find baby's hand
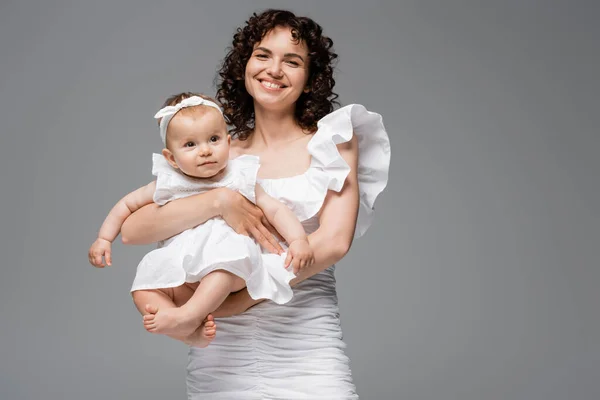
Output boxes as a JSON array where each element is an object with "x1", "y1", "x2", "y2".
[
  {"x1": 88, "y1": 238, "x2": 113, "y2": 268},
  {"x1": 285, "y1": 238, "x2": 315, "y2": 275}
]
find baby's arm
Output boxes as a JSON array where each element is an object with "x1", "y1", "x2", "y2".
[
  {"x1": 88, "y1": 181, "x2": 156, "y2": 267},
  {"x1": 255, "y1": 185, "x2": 314, "y2": 273}
]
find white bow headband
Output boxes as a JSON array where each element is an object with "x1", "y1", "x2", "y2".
[{"x1": 154, "y1": 96, "x2": 223, "y2": 146}]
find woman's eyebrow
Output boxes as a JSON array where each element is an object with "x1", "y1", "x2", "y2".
[{"x1": 254, "y1": 47, "x2": 305, "y2": 62}]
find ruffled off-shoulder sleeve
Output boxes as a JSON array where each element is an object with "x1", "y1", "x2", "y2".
[{"x1": 306, "y1": 104, "x2": 390, "y2": 238}]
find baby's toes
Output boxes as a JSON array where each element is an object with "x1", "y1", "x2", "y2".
[{"x1": 205, "y1": 327, "x2": 215, "y2": 336}]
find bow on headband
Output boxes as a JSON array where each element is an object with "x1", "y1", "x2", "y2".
[{"x1": 154, "y1": 96, "x2": 223, "y2": 146}]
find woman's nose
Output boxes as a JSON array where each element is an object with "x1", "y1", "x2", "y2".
[{"x1": 266, "y1": 60, "x2": 283, "y2": 78}]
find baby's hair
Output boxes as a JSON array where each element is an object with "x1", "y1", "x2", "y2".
[{"x1": 158, "y1": 92, "x2": 221, "y2": 126}]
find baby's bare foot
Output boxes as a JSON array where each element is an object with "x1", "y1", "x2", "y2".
[
  {"x1": 186, "y1": 315, "x2": 217, "y2": 348},
  {"x1": 142, "y1": 304, "x2": 202, "y2": 337},
  {"x1": 143, "y1": 304, "x2": 160, "y2": 333}
]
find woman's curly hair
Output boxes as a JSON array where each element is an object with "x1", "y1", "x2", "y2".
[{"x1": 216, "y1": 9, "x2": 339, "y2": 140}]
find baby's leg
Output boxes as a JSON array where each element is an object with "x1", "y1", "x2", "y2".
[
  {"x1": 132, "y1": 287, "x2": 216, "y2": 347},
  {"x1": 145, "y1": 271, "x2": 245, "y2": 338}
]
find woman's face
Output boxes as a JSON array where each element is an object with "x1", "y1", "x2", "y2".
[{"x1": 244, "y1": 26, "x2": 310, "y2": 113}]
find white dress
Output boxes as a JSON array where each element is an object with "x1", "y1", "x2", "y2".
[
  {"x1": 186, "y1": 104, "x2": 391, "y2": 399},
  {"x1": 130, "y1": 154, "x2": 296, "y2": 305}
]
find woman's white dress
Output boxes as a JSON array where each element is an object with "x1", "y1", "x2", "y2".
[
  {"x1": 186, "y1": 104, "x2": 391, "y2": 399},
  {"x1": 130, "y1": 154, "x2": 296, "y2": 305}
]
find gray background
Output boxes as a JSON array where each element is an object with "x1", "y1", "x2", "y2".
[{"x1": 1, "y1": 0, "x2": 598, "y2": 399}]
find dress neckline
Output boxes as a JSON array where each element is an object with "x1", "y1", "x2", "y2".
[
  {"x1": 257, "y1": 164, "x2": 312, "y2": 182},
  {"x1": 241, "y1": 135, "x2": 315, "y2": 182}
]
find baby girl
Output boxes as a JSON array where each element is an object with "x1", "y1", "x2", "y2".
[{"x1": 88, "y1": 92, "x2": 313, "y2": 347}]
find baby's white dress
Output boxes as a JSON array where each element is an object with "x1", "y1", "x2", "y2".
[
  {"x1": 185, "y1": 104, "x2": 391, "y2": 399},
  {"x1": 130, "y1": 154, "x2": 296, "y2": 305}
]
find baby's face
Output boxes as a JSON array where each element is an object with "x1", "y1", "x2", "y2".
[{"x1": 165, "y1": 108, "x2": 230, "y2": 178}]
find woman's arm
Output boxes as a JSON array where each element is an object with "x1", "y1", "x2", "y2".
[
  {"x1": 120, "y1": 188, "x2": 222, "y2": 244},
  {"x1": 120, "y1": 186, "x2": 284, "y2": 254},
  {"x1": 212, "y1": 136, "x2": 360, "y2": 317}
]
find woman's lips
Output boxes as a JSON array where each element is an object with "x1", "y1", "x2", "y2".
[{"x1": 258, "y1": 79, "x2": 286, "y2": 91}]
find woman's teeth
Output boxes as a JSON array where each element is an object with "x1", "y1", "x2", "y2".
[{"x1": 261, "y1": 81, "x2": 283, "y2": 89}]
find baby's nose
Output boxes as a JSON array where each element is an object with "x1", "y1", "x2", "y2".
[{"x1": 199, "y1": 144, "x2": 212, "y2": 155}]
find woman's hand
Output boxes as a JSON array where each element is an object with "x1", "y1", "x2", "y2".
[{"x1": 217, "y1": 188, "x2": 284, "y2": 254}]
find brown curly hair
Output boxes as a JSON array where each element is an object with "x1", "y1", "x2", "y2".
[{"x1": 216, "y1": 9, "x2": 339, "y2": 140}]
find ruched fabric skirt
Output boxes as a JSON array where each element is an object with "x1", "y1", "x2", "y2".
[{"x1": 186, "y1": 266, "x2": 358, "y2": 399}]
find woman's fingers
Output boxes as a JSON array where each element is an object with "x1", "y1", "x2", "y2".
[
  {"x1": 256, "y1": 223, "x2": 283, "y2": 254},
  {"x1": 284, "y1": 252, "x2": 292, "y2": 268},
  {"x1": 248, "y1": 225, "x2": 279, "y2": 254},
  {"x1": 247, "y1": 205, "x2": 283, "y2": 251},
  {"x1": 247, "y1": 206, "x2": 282, "y2": 253},
  {"x1": 221, "y1": 191, "x2": 284, "y2": 254}
]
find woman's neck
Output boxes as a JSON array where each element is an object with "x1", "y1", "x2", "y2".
[{"x1": 252, "y1": 103, "x2": 304, "y2": 148}]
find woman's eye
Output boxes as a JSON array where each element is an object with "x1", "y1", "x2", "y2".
[
  {"x1": 286, "y1": 60, "x2": 299, "y2": 67},
  {"x1": 210, "y1": 136, "x2": 220, "y2": 143},
  {"x1": 184, "y1": 142, "x2": 195, "y2": 147},
  {"x1": 256, "y1": 53, "x2": 268, "y2": 59}
]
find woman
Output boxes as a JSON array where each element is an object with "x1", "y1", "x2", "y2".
[{"x1": 122, "y1": 9, "x2": 390, "y2": 399}]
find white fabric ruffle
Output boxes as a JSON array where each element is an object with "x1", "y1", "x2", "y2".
[
  {"x1": 131, "y1": 218, "x2": 295, "y2": 304},
  {"x1": 259, "y1": 104, "x2": 390, "y2": 238},
  {"x1": 152, "y1": 154, "x2": 260, "y2": 205}
]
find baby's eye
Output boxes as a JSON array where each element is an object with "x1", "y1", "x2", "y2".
[
  {"x1": 184, "y1": 142, "x2": 195, "y2": 147},
  {"x1": 209, "y1": 136, "x2": 220, "y2": 143}
]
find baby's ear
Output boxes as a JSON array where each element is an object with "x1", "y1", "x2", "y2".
[{"x1": 162, "y1": 148, "x2": 179, "y2": 170}]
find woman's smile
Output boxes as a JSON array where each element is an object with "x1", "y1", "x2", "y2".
[
  {"x1": 258, "y1": 78, "x2": 287, "y2": 91},
  {"x1": 244, "y1": 26, "x2": 309, "y2": 110}
]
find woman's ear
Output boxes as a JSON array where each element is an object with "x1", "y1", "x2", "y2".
[
  {"x1": 162, "y1": 148, "x2": 179, "y2": 170},
  {"x1": 227, "y1": 134, "x2": 231, "y2": 145}
]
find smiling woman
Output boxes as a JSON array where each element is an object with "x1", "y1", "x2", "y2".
[
  {"x1": 119, "y1": 9, "x2": 391, "y2": 399},
  {"x1": 244, "y1": 26, "x2": 310, "y2": 111},
  {"x1": 217, "y1": 9, "x2": 338, "y2": 141}
]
